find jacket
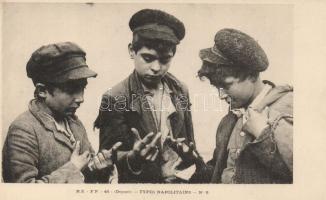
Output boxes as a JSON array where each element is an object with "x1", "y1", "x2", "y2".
[
  {"x1": 2, "y1": 99, "x2": 100, "y2": 183},
  {"x1": 191, "y1": 82, "x2": 293, "y2": 183},
  {"x1": 94, "y1": 71, "x2": 195, "y2": 183}
]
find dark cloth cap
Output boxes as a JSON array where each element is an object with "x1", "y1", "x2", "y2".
[
  {"x1": 199, "y1": 28, "x2": 269, "y2": 72},
  {"x1": 26, "y1": 42, "x2": 97, "y2": 83},
  {"x1": 129, "y1": 9, "x2": 185, "y2": 44}
]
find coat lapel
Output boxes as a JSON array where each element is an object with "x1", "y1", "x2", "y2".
[
  {"x1": 164, "y1": 76, "x2": 185, "y2": 139},
  {"x1": 211, "y1": 112, "x2": 238, "y2": 183},
  {"x1": 29, "y1": 100, "x2": 75, "y2": 151},
  {"x1": 129, "y1": 72, "x2": 158, "y2": 138},
  {"x1": 168, "y1": 92, "x2": 185, "y2": 138}
]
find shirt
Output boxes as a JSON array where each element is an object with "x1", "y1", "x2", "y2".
[{"x1": 142, "y1": 81, "x2": 185, "y2": 182}]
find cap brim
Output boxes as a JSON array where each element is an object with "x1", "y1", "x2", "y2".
[
  {"x1": 199, "y1": 48, "x2": 232, "y2": 65},
  {"x1": 136, "y1": 29, "x2": 179, "y2": 44},
  {"x1": 51, "y1": 65, "x2": 97, "y2": 83}
]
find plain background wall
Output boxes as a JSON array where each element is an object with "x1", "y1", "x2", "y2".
[{"x1": 1, "y1": 3, "x2": 292, "y2": 161}]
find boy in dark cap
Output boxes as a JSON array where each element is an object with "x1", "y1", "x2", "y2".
[
  {"x1": 94, "y1": 9, "x2": 201, "y2": 183},
  {"x1": 2, "y1": 42, "x2": 122, "y2": 183},
  {"x1": 189, "y1": 28, "x2": 293, "y2": 183}
]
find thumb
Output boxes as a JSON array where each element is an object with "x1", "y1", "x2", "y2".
[
  {"x1": 81, "y1": 150, "x2": 90, "y2": 158},
  {"x1": 131, "y1": 128, "x2": 141, "y2": 141},
  {"x1": 73, "y1": 141, "x2": 81, "y2": 155},
  {"x1": 111, "y1": 142, "x2": 122, "y2": 163},
  {"x1": 188, "y1": 142, "x2": 195, "y2": 152},
  {"x1": 111, "y1": 142, "x2": 123, "y2": 153}
]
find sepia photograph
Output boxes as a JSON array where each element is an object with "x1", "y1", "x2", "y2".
[{"x1": 0, "y1": 1, "x2": 324, "y2": 200}]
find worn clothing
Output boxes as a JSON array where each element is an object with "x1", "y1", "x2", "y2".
[
  {"x1": 222, "y1": 84, "x2": 272, "y2": 183},
  {"x1": 94, "y1": 71, "x2": 196, "y2": 183},
  {"x1": 191, "y1": 82, "x2": 293, "y2": 183},
  {"x1": 2, "y1": 100, "x2": 101, "y2": 183}
]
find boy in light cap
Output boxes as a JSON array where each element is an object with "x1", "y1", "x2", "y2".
[
  {"x1": 94, "y1": 9, "x2": 202, "y2": 183},
  {"x1": 2, "y1": 42, "x2": 122, "y2": 183},
  {"x1": 189, "y1": 28, "x2": 293, "y2": 183}
]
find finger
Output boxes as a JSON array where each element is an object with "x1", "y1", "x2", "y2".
[
  {"x1": 181, "y1": 143, "x2": 189, "y2": 153},
  {"x1": 81, "y1": 151, "x2": 91, "y2": 163},
  {"x1": 134, "y1": 132, "x2": 155, "y2": 152},
  {"x1": 131, "y1": 128, "x2": 141, "y2": 141},
  {"x1": 140, "y1": 144, "x2": 153, "y2": 157},
  {"x1": 141, "y1": 132, "x2": 155, "y2": 145},
  {"x1": 97, "y1": 152, "x2": 106, "y2": 164},
  {"x1": 150, "y1": 148, "x2": 159, "y2": 162},
  {"x1": 175, "y1": 138, "x2": 186, "y2": 143},
  {"x1": 177, "y1": 142, "x2": 183, "y2": 152},
  {"x1": 111, "y1": 142, "x2": 123, "y2": 153},
  {"x1": 88, "y1": 160, "x2": 95, "y2": 171},
  {"x1": 81, "y1": 150, "x2": 90, "y2": 158},
  {"x1": 111, "y1": 142, "x2": 122, "y2": 163},
  {"x1": 93, "y1": 156, "x2": 102, "y2": 169},
  {"x1": 145, "y1": 149, "x2": 154, "y2": 161},
  {"x1": 141, "y1": 133, "x2": 161, "y2": 156},
  {"x1": 73, "y1": 141, "x2": 81, "y2": 155},
  {"x1": 149, "y1": 132, "x2": 162, "y2": 147},
  {"x1": 188, "y1": 142, "x2": 195, "y2": 153}
]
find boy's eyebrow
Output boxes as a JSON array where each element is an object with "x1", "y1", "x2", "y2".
[
  {"x1": 140, "y1": 53, "x2": 158, "y2": 59},
  {"x1": 160, "y1": 55, "x2": 173, "y2": 60}
]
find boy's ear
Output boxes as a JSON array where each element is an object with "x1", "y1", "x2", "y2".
[
  {"x1": 128, "y1": 43, "x2": 135, "y2": 59},
  {"x1": 35, "y1": 83, "x2": 48, "y2": 98}
]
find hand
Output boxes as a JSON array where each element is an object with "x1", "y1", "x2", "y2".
[
  {"x1": 70, "y1": 141, "x2": 91, "y2": 170},
  {"x1": 243, "y1": 107, "x2": 270, "y2": 138},
  {"x1": 88, "y1": 142, "x2": 122, "y2": 171},
  {"x1": 165, "y1": 136, "x2": 197, "y2": 167},
  {"x1": 127, "y1": 128, "x2": 162, "y2": 170}
]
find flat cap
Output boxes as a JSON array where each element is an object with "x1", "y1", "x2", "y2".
[
  {"x1": 129, "y1": 9, "x2": 185, "y2": 44},
  {"x1": 199, "y1": 28, "x2": 269, "y2": 72},
  {"x1": 26, "y1": 42, "x2": 97, "y2": 83}
]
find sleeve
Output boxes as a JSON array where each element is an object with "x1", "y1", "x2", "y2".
[
  {"x1": 94, "y1": 93, "x2": 143, "y2": 182},
  {"x1": 190, "y1": 112, "x2": 238, "y2": 183},
  {"x1": 247, "y1": 109, "x2": 293, "y2": 179},
  {"x1": 94, "y1": 93, "x2": 134, "y2": 151},
  {"x1": 2, "y1": 125, "x2": 84, "y2": 183}
]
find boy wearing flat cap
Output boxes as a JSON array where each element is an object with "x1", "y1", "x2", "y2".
[
  {"x1": 189, "y1": 28, "x2": 293, "y2": 183},
  {"x1": 94, "y1": 9, "x2": 201, "y2": 183},
  {"x1": 2, "y1": 42, "x2": 122, "y2": 183}
]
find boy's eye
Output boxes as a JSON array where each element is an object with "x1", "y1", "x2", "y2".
[
  {"x1": 141, "y1": 55, "x2": 156, "y2": 63},
  {"x1": 159, "y1": 58, "x2": 171, "y2": 64}
]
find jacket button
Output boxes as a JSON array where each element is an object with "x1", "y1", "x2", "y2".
[{"x1": 240, "y1": 132, "x2": 246, "y2": 137}]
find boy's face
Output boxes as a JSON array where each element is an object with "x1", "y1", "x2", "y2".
[
  {"x1": 129, "y1": 46, "x2": 174, "y2": 87},
  {"x1": 44, "y1": 79, "x2": 87, "y2": 118},
  {"x1": 211, "y1": 76, "x2": 255, "y2": 109}
]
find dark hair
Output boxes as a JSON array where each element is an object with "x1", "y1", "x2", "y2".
[
  {"x1": 198, "y1": 61, "x2": 259, "y2": 88},
  {"x1": 34, "y1": 79, "x2": 88, "y2": 99},
  {"x1": 131, "y1": 33, "x2": 177, "y2": 55}
]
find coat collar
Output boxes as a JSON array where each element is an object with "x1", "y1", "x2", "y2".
[{"x1": 28, "y1": 99, "x2": 80, "y2": 150}]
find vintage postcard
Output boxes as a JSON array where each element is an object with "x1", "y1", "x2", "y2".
[{"x1": 0, "y1": 1, "x2": 325, "y2": 200}]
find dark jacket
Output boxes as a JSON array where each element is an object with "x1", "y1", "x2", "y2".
[
  {"x1": 94, "y1": 71, "x2": 195, "y2": 183},
  {"x1": 2, "y1": 100, "x2": 101, "y2": 183},
  {"x1": 191, "y1": 83, "x2": 293, "y2": 184}
]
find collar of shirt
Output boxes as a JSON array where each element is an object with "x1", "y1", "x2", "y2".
[
  {"x1": 44, "y1": 113, "x2": 76, "y2": 144},
  {"x1": 141, "y1": 80, "x2": 173, "y2": 96},
  {"x1": 231, "y1": 84, "x2": 272, "y2": 120}
]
